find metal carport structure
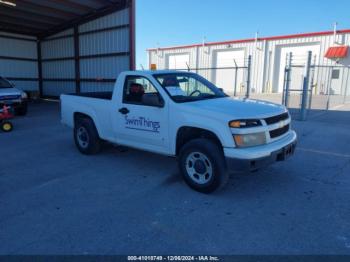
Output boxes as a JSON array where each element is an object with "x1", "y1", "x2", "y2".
[{"x1": 0, "y1": 0, "x2": 135, "y2": 98}]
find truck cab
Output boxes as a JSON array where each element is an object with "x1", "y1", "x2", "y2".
[{"x1": 61, "y1": 70, "x2": 297, "y2": 193}]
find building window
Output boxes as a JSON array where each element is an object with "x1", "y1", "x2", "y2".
[{"x1": 332, "y1": 69, "x2": 340, "y2": 79}]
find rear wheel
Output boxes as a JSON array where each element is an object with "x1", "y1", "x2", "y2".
[
  {"x1": 1, "y1": 121, "x2": 13, "y2": 132},
  {"x1": 178, "y1": 138, "x2": 229, "y2": 193},
  {"x1": 74, "y1": 118, "x2": 101, "y2": 155}
]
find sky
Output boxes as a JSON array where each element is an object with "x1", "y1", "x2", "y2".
[{"x1": 135, "y1": 0, "x2": 350, "y2": 69}]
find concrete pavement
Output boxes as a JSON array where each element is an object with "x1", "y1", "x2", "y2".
[{"x1": 0, "y1": 102, "x2": 349, "y2": 255}]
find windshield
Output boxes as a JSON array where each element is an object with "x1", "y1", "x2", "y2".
[
  {"x1": 154, "y1": 72, "x2": 227, "y2": 103},
  {"x1": 0, "y1": 78, "x2": 12, "y2": 89}
]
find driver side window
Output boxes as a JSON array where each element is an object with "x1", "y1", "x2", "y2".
[{"x1": 123, "y1": 76, "x2": 163, "y2": 107}]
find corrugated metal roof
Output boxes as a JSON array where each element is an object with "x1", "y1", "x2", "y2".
[
  {"x1": 0, "y1": 0, "x2": 129, "y2": 37},
  {"x1": 148, "y1": 29, "x2": 350, "y2": 51}
]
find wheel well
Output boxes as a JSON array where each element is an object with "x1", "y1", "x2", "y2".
[
  {"x1": 176, "y1": 127, "x2": 222, "y2": 155},
  {"x1": 74, "y1": 112, "x2": 93, "y2": 126}
]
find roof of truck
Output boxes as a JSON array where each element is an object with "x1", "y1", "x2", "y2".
[{"x1": 127, "y1": 70, "x2": 193, "y2": 75}]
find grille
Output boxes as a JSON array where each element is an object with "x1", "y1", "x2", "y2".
[
  {"x1": 265, "y1": 112, "x2": 289, "y2": 125},
  {"x1": 270, "y1": 124, "x2": 290, "y2": 139}
]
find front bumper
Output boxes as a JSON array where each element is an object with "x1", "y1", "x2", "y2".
[
  {"x1": 12, "y1": 101, "x2": 27, "y2": 108},
  {"x1": 224, "y1": 131, "x2": 297, "y2": 172}
]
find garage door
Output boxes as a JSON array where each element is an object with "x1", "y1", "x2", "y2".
[
  {"x1": 275, "y1": 44, "x2": 320, "y2": 93},
  {"x1": 167, "y1": 54, "x2": 190, "y2": 70},
  {"x1": 213, "y1": 49, "x2": 245, "y2": 94}
]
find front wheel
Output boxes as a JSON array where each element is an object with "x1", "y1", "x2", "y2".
[
  {"x1": 178, "y1": 138, "x2": 229, "y2": 193},
  {"x1": 74, "y1": 118, "x2": 101, "y2": 155}
]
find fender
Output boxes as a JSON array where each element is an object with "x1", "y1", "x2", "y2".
[{"x1": 171, "y1": 119, "x2": 234, "y2": 155}]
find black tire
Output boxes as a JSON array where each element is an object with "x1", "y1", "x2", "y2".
[
  {"x1": 15, "y1": 103, "x2": 28, "y2": 116},
  {"x1": 178, "y1": 138, "x2": 229, "y2": 193},
  {"x1": 1, "y1": 121, "x2": 13, "y2": 132},
  {"x1": 74, "y1": 118, "x2": 101, "y2": 155}
]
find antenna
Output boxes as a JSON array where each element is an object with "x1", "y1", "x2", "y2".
[
  {"x1": 140, "y1": 64, "x2": 145, "y2": 70},
  {"x1": 185, "y1": 62, "x2": 191, "y2": 72},
  {"x1": 156, "y1": 42, "x2": 162, "y2": 57},
  {"x1": 202, "y1": 36, "x2": 207, "y2": 48},
  {"x1": 202, "y1": 36, "x2": 210, "y2": 54},
  {"x1": 233, "y1": 59, "x2": 238, "y2": 68},
  {"x1": 333, "y1": 22, "x2": 338, "y2": 44},
  {"x1": 255, "y1": 31, "x2": 262, "y2": 51}
]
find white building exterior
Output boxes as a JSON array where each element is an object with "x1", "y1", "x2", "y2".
[{"x1": 148, "y1": 30, "x2": 350, "y2": 98}]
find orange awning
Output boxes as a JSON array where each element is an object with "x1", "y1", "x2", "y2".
[{"x1": 325, "y1": 46, "x2": 348, "y2": 59}]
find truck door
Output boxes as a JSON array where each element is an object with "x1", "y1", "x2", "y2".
[{"x1": 114, "y1": 75, "x2": 169, "y2": 154}]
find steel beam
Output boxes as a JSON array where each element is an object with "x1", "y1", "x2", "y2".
[
  {"x1": 39, "y1": 0, "x2": 127, "y2": 39},
  {"x1": 0, "y1": 22, "x2": 41, "y2": 35},
  {"x1": 36, "y1": 0, "x2": 94, "y2": 13},
  {"x1": 74, "y1": 26, "x2": 81, "y2": 94},
  {"x1": 0, "y1": 7, "x2": 64, "y2": 25},
  {"x1": 11, "y1": 1, "x2": 78, "y2": 20},
  {"x1": 0, "y1": 14, "x2": 52, "y2": 30},
  {"x1": 0, "y1": 55, "x2": 37, "y2": 62},
  {"x1": 37, "y1": 41, "x2": 43, "y2": 97},
  {"x1": 128, "y1": 0, "x2": 135, "y2": 70}
]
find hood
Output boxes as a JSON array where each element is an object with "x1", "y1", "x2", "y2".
[
  {"x1": 182, "y1": 97, "x2": 287, "y2": 120},
  {"x1": 0, "y1": 88, "x2": 22, "y2": 99}
]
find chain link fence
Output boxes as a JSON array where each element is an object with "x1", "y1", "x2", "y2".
[
  {"x1": 282, "y1": 52, "x2": 350, "y2": 120},
  {"x1": 173, "y1": 52, "x2": 349, "y2": 121},
  {"x1": 175, "y1": 56, "x2": 252, "y2": 98}
]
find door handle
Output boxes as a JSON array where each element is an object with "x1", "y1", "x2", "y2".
[{"x1": 118, "y1": 107, "x2": 130, "y2": 115}]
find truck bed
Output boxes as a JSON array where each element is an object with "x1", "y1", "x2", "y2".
[
  {"x1": 69, "y1": 92, "x2": 113, "y2": 100},
  {"x1": 61, "y1": 92, "x2": 114, "y2": 141}
]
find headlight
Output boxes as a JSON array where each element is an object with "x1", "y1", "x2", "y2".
[
  {"x1": 21, "y1": 92, "x2": 28, "y2": 99},
  {"x1": 233, "y1": 132, "x2": 266, "y2": 148},
  {"x1": 229, "y1": 119, "x2": 261, "y2": 128}
]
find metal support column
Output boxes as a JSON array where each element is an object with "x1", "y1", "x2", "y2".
[
  {"x1": 326, "y1": 67, "x2": 333, "y2": 110},
  {"x1": 300, "y1": 51, "x2": 312, "y2": 121},
  {"x1": 245, "y1": 55, "x2": 252, "y2": 98},
  {"x1": 343, "y1": 67, "x2": 350, "y2": 104},
  {"x1": 74, "y1": 26, "x2": 81, "y2": 94},
  {"x1": 282, "y1": 52, "x2": 292, "y2": 106},
  {"x1": 37, "y1": 41, "x2": 43, "y2": 97},
  {"x1": 233, "y1": 59, "x2": 238, "y2": 97}
]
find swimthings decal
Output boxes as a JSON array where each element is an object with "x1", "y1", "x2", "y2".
[{"x1": 125, "y1": 115, "x2": 160, "y2": 133}]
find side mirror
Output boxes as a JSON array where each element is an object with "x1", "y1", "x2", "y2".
[{"x1": 218, "y1": 88, "x2": 224, "y2": 92}]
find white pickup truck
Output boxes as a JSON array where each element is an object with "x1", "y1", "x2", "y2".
[{"x1": 61, "y1": 70, "x2": 297, "y2": 193}]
